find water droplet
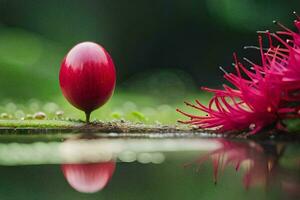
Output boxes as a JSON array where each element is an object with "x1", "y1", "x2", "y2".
[
  {"x1": 55, "y1": 110, "x2": 64, "y2": 117},
  {"x1": 0, "y1": 113, "x2": 9, "y2": 119},
  {"x1": 249, "y1": 123, "x2": 256, "y2": 130},
  {"x1": 33, "y1": 112, "x2": 47, "y2": 120}
]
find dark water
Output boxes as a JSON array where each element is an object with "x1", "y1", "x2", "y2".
[{"x1": 0, "y1": 135, "x2": 299, "y2": 200}]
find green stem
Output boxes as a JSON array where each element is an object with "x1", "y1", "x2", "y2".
[{"x1": 85, "y1": 112, "x2": 91, "y2": 123}]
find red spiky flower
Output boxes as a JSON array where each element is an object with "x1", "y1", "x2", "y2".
[
  {"x1": 177, "y1": 13, "x2": 300, "y2": 134},
  {"x1": 265, "y1": 17, "x2": 300, "y2": 100}
]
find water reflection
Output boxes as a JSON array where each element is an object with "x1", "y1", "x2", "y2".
[
  {"x1": 61, "y1": 161, "x2": 116, "y2": 193},
  {"x1": 190, "y1": 139, "x2": 300, "y2": 198},
  {"x1": 0, "y1": 135, "x2": 299, "y2": 199},
  {"x1": 60, "y1": 135, "x2": 116, "y2": 193}
]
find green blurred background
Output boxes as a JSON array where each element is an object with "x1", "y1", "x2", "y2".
[{"x1": 0, "y1": 0, "x2": 298, "y2": 123}]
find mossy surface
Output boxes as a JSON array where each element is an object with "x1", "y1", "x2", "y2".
[
  {"x1": 0, "y1": 119, "x2": 197, "y2": 136},
  {"x1": 0, "y1": 119, "x2": 82, "y2": 128}
]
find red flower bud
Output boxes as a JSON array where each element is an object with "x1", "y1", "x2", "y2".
[{"x1": 59, "y1": 42, "x2": 116, "y2": 122}]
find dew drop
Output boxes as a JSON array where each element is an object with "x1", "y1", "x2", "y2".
[{"x1": 249, "y1": 123, "x2": 256, "y2": 130}]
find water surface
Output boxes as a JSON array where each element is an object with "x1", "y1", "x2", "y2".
[{"x1": 0, "y1": 134, "x2": 299, "y2": 200}]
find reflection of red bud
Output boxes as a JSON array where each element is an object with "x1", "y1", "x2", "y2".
[{"x1": 61, "y1": 162, "x2": 116, "y2": 193}]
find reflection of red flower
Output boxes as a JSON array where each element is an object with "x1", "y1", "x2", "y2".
[
  {"x1": 281, "y1": 181, "x2": 300, "y2": 199},
  {"x1": 192, "y1": 139, "x2": 272, "y2": 189},
  {"x1": 177, "y1": 14, "x2": 300, "y2": 134},
  {"x1": 191, "y1": 139, "x2": 300, "y2": 198},
  {"x1": 62, "y1": 162, "x2": 116, "y2": 193}
]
